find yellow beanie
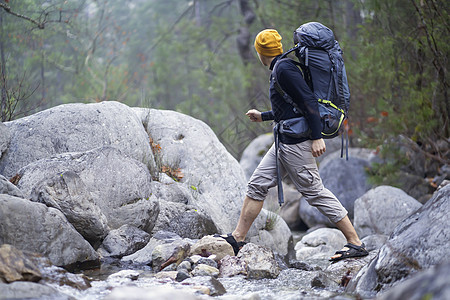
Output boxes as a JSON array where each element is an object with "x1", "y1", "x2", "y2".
[{"x1": 254, "y1": 29, "x2": 283, "y2": 57}]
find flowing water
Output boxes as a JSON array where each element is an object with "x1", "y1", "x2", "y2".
[{"x1": 44, "y1": 258, "x2": 354, "y2": 300}]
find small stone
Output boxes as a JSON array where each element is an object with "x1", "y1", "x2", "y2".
[{"x1": 175, "y1": 270, "x2": 191, "y2": 282}]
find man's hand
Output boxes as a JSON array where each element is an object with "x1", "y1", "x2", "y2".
[
  {"x1": 311, "y1": 138, "x2": 326, "y2": 157},
  {"x1": 246, "y1": 109, "x2": 262, "y2": 122}
]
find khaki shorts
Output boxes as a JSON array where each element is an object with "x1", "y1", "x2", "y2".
[{"x1": 246, "y1": 140, "x2": 348, "y2": 224}]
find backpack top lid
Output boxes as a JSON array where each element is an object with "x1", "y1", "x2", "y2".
[{"x1": 293, "y1": 22, "x2": 335, "y2": 50}]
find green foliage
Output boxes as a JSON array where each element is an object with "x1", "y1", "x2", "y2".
[{"x1": 2, "y1": 0, "x2": 447, "y2": 178}]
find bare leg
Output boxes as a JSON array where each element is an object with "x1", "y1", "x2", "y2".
[
  {"x1": 331, "y1": 215, "x2": 362, "y2": 259},
  {"x1": 232, "y1": 196, "x2": 264, "y2": 242}
]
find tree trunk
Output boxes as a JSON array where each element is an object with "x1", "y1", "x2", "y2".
[{"x1": 0, "y1": 12, "x2": 7, "y2": 121}]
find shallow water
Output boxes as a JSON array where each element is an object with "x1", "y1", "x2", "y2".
[{"x1": 47, "y1": 260, "x2": 351, "y2": 300}]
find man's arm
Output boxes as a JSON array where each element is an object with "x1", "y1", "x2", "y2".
[
  {"x1": 246, "y1": 109, "x2": 274, "y2": 122},
  {"x1": 277, "y1": 61, "x2": 322, "y2": 140}
]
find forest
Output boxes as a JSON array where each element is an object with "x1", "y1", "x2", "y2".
[{"x1": 1, "y1": 0, "x2": 448, "y2": 187}]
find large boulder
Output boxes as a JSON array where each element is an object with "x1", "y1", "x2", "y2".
[
  {"x1": 346, "y1": 185, "x2": 450, "y2": 296},
  {"x1": 294, "y1": 228, "x2": 346, "y2": 261},
  {"x1": 317, "y1": 148, "x2": 374, "y2": 220},
  {"x1": 17, "y1": 146, "x2": 159, "y2": 236},
  {"x1": 0, "y1": 122, "x2": 10, "y2": 159},
  {"x1": 134, "y1": 108, "x2": 265, "y2": 237},
  {"x1": 0, "y1": 101, "x2": 154, "y2": 178},
  {"x1": 376, "y1": 262, "x2": 450, "y2": 300},
  {"x1": 354, "y1": 186, "x2": 422, "y2": 238},
  {"x1": 0, "y1": 194, "x2": 99, "y2": 268},
  {"x1": 239, "y1": 133, "x2": 273, "y2": 180},
  {"x1": 0, "y1": 175, "x2": 23, "y2": 198}
]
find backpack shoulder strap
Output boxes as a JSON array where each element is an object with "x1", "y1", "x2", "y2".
[{"x1": 272, "y1": 58, "x2": 303, "y2": 115}]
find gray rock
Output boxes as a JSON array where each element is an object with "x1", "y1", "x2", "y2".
[
  {"x1": 0, "y1": 175, "x2": 24, "y2": 198},
  {"x1": 17, "y1": 146, "x2": 159, "y2": 233},
  {"x1": 30, "y1": 170, "x2": 109, "y2": 246},
  {"x1": 354, "y1": 186, "x2": 422, "y2": 238},
  {"x1": 189, "y1": 235, "x2": 234, "y2": 261},
  {"x1": 181, "y1": 276, "x2": 226, "y2": 296},
  {"x1": 248, "y1": 208, "x2": 294, "y2": 257},
  {"x1": 191, "y1": 264, "x2": 220, "y2": 277},
  {"x1": 218, "y1": 255, "x2": 247, "y2": 277},
  {"x1": 0, "y1": 244, "x2": 41, "y2": 283},
  {"x1": 152, "y1": 200, "x2": 217, "y2": 239},
  {"x1": 346, "y1": 185, "x2": 450, "y2": 295},
  {"x1": 318, "y1": 149, "x2": 373, "y2": 221},
  {"x1": 0, "y1": 194, "x2": 99, "y2": 267},
  {"x1": 238, "y1": 243, "x2": 280, "y2": 279},
  {"x1": 294, "y1": 228, "x2": 346, "y2": 261},
  {"x1": 151, "y1": 239, "x2": 191, "y2": 271},
  {"x1": 176, "y1": 269, "x2": 191, "y2": 282},
  {"x1": 376, "y1": 262, "x2": 450, "y2": 300},
  {"x1": 100, "y1": 225, "x2": 151, "y2": 258},
  {"x1": 239, "y1": 133, "x2": 273, "y2": 180},
  {"x1": 134, "y1": 107, "x2": 247, "y2": 235},
  {"x1": 121, "y1": 231, "x2": 182, "y2": 265},
  {"x1": 0, "y1": 121, "x2": 10, "y2": 160},
  {"x1": 361, "y1": 234, "x2": 389, "y2": 252},
  {"x1": 298, "y1": 197, "x2": 335, "y2": 228},
  {"x1": 0, "y1": 101, "x2": 154, "y2": 178},
  {"x1": 0, "y1": 281, "x2": 75, "y2": 300}
]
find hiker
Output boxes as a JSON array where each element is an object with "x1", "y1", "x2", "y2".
[{"x1": 218, "y1": 29, "x2": 368, "y2": 262}]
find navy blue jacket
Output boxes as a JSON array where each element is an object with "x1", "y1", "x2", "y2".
[{"x1": 261, "y1": 56, "x2": 322, "y2": 144}]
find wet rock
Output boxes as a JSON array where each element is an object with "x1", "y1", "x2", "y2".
[
  {"x1": 100, "y1": 225, "x2": 150, "y2": 258},
  {"x1": 196, "y1": 257, "x2": 218, "y2": 269},
  {"x1": 361, "y1": 234, "x2": 388, "y2": 252},
  {"x1": 0, "y1": 195, "x2": 99, "y2": 267},
  {"x1": 290, "y1": 260, "x2": 316, "y2": 271},
  {"x1": 248, "y1": 209, "x2": 294, "y2": 257},
  {"x1": 191, "y1": 264, "x2": 220, "y2": 277},
  {"x1": 0, "y1": 175, "x2": 23, "y2": 198},
  {"x1": 376, "y1": 262, "x2": 450, "y2": 300},
  {"x1": 294, "y1": 228, "x2": 346, "y2": 260},
  {"x1": 182, "y1": 276, "x2": 226, "y2": 296},
  {"x1": 218, "y1": 255, "x2": 247, "y2": 278},
  {"x1": 151, "y1": 239, "x2": 191, "y2": 271},
  {"x1": 354, "y1": 186, "x2": 422, "y2": 238},
  {"x1": 176, "y1": 269, "x2": 191, "y2": 282},
  {"x1": 17, "y1": 146, "x2": 159, "y2": 234},
  {"x1": 346, "y1": 185, "x2": 450, "y2": 295},
  {"x1": 104, "y1": 285, "x2": 201, "y2": 300},
  {"x1": 30, "y1": 170, "x2": 109, "y2": 246},
  {"x1": 189, "y1": 235, "x2": 234, "y2": 261},
  {"x1": 0, "y1": 244, "x2": 41, "y2": 283},
  {"x1": 107, "y1": 270, "x2": 140, "y2": 285},
  {"x1": 324, "y1": 251, "x2": 377, "y2": 287},
  {"x1": 311, "y1": 271, "x2": 338, "y2": 289},
  {"x1": 238, "y1": 243, "x2": 280, "y2": 279},
  {"x1": 0, "y1": 281, "x2": 75, "y2": 300},
  {"x1": 121, "y1": 231, "x2": 182, "y2": 265},
  {"x1": 0, "y1": 101, "x2": 155, "y2": 179},
  {"x1": 176, "y1": 260, "x2": 192, "y2": 272},
  {"x1": 154, "y1": 271, "x2": 178, "y2": 280}
]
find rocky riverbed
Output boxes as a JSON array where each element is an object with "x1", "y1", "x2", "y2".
[{"x1": 1, "y1": 101, "x2": 449, "y2": 299}]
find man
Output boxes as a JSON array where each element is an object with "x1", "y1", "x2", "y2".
[{"x1": 220, "y1": 29, "x2": 368, "y2": 262}]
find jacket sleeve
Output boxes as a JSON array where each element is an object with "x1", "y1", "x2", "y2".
[
  {"x1": 277, "y1": 61, "x2": 322, "y2": 140},
  {"x1": 261, "y1": 111, "x2": 274, "y2": 121}
]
